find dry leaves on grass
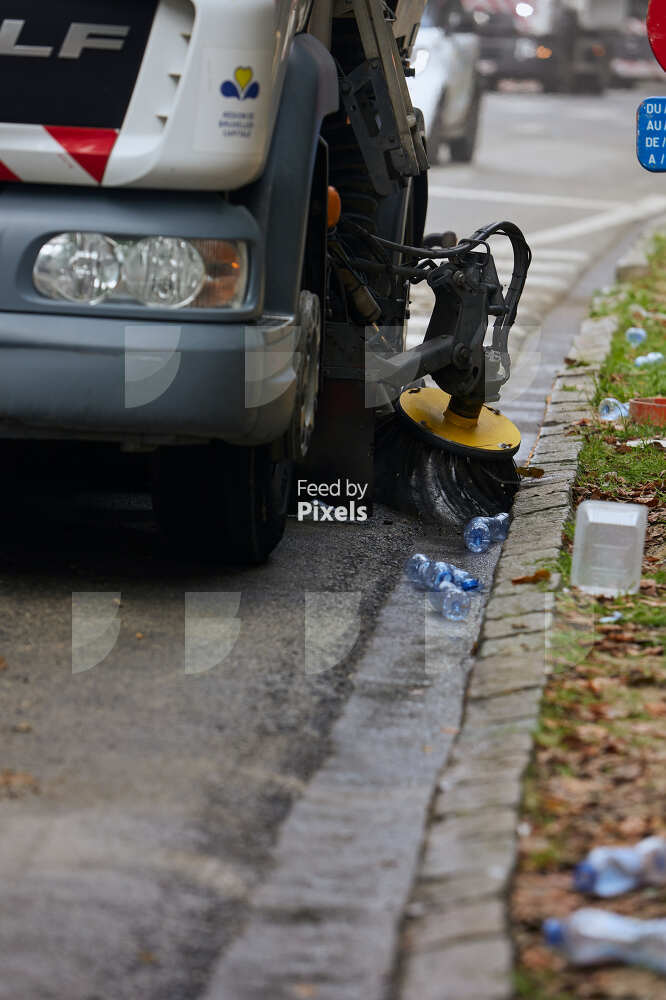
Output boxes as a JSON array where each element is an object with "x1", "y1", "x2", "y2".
[{"x1": 513, "y1": 577, "x2": 666, "y2": 998}]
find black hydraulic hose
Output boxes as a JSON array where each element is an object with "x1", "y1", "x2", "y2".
[
  {"x1": 467, "y1": 221, "x2": 532, "y2": 354},
  {"x1": 363, "y1": 233, "x2": 479, "y2": 259}
]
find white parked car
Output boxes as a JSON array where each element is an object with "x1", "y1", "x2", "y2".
[{"x1": 408, "y1": 0, "x2": 483, "y2": 163}]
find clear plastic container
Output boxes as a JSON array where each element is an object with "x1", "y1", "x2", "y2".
[{"x1": 571, "y1": 501, "x2": 647, "y2": 597}]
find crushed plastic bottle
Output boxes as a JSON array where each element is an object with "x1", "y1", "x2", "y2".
[
  {"x1": 405, "y1": 554, "x2": 480, "y2": 591},
  {"x1": 544, "y1": 908, "x2": 666, "y2": 974},
  {"x1": 464, "y1": 513, "x2": 510, "y2": 553},
  {"x1": 598, "y1": 611, "x2": 623, "y2": 624},
  {"x1": 426, "y1": 582, "x2": 471, "y2": 621},
  {"x1": 625, "y1": 326, "x2": 647, "y2": 346},
  {"x1": 422, "y1": 561, "x2": 480, "y2": 591},
  {"x1": 573, "y1": 836, "x2": 666, "y2": 897},
  {"x1": 635, "y1": 352, "x2": 664, "y2": 367},
  {"x1": 598, "y1": 397, "x2": 629, "y2": 421}
]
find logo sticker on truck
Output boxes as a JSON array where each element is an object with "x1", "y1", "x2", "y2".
[
  {"x1": 195, "y1": 49, "x2": 270, "y2": 155},
  {"x1": 221, "y1": 67, "x2": 260, "y2": 100}
]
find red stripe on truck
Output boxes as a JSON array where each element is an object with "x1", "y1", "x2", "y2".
[
  {"x1": 0, "y1": 161, "x2": 19, "y2": 182},
  {"x1": 45, "y1": 126, "x2": 119, "y2": 184}
]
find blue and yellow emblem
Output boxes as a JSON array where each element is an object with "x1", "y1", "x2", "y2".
[{"x1": 221, "y1": 67, "x2": 260, "y2": 100}]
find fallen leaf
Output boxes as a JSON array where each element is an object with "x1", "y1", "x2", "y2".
[
  {"x1": 0, "y1": 769, "x2": 39, "y2": 798},
  {"x1": 12, "y1": 722, "x2": 32, "y2": 734},
  {"x1": 517, "y1": 466, "x2": 545, "y2": 479},
  {"x1": 512, "y1": 569, "x2": 551, "y2": 585},
  {"x1": 618, "y1": 815, "x2": 649, "y2": 839},
  {"x1": 574, "y1": 724, "x2": 607, "y2": 744},
  {"x1": 521, "y1": 944, "x2": 558, "y2": 971},
  {"x1": 0, "y1": 656, "x2": 7, "y2": 671},
  {"x1": 291, "y1": 985, "x2": 318, "y2": 999}
]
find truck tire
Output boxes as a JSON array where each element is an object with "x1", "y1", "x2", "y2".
[
  {"x1": 153, "y1": 441, "x2": 292, "y2": 564},
  {"x1": 448, "y1": 86, "x2": 481, "y2": 163}
]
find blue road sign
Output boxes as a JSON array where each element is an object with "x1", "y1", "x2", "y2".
[{"x1": 637, "y1": 97, "x2": 666, "y2": 171}]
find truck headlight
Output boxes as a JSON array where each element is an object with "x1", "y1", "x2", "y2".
[
  {"x1": 33, "y1": 233, "x2": 248, "y2": 309},
  {"x1": 123, "y1": 237, "x2": 205, "y2": 309},
  {"x1": 33, "y1": 232, "x2": 121, "y2": 305}
]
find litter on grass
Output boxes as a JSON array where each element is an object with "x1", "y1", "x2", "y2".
[{"x1": 571, "y1": 501, "x2": 647, "y2": 597}]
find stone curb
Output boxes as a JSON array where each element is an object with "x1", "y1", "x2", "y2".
[
  {"x1": 395, "y1": 291, "x2": 626, "y2": 999},
  {"x1": 615, "y1": 212, "x2": 666, "y2": 283}
]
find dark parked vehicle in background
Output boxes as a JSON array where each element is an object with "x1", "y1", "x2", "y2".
[{"x1": 468, "y1": 0, "x2": 628, "y2": 95}]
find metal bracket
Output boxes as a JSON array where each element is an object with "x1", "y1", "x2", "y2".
[
  {"x1": 338, "y1": 0, "x2": 427, "y2": 195},
  {"x1": 321, "y1": 321, "x2": 367, "y2": 380}
]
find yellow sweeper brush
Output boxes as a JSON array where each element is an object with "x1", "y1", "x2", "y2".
[{"x1": 372, "y1": 221, "x2": 530, "y2": 520}]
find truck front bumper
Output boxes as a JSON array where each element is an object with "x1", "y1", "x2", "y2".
[{"x1": 0, "y1": 311, "x2": 298, "y2": 446}]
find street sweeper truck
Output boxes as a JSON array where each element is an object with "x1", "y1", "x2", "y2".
[{"x1": 0, "y1": 0, "x2": 530, "y2": 562}]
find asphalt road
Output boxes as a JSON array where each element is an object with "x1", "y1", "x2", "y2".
[{"x1": 0, "y1": 83, "x2": 659, "y2": 999}]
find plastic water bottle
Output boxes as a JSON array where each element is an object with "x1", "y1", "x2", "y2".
[
  {"x1": 573, "y1": 837, "x2": 666, "y2": 897},
  {"x1": 544, "y1": 908, "x2": 666, "y2": 974},
  {"x1": 405, "y1": 555, "x2": 480, "y2": 591},
  {"x1": 464, "y1": 513, "x2": 510, "y2": 553},
  {"x1": 405, "y1": 553, "x2": 429, "y2": 585},
  {"x1": 625, "y1": 326, "x2": 647, "y2": 346},
  {"x1": 635, "y1": 352, "x2": 664, "y2": 367},
  {"x1": 422, "y1": 560, "x2": 480, "y2": 591},
  {"x1": 426, "y1": 582, "x2": 471, "y2": 621},
  {"x1": 598, "y1": 397, "x2": 629, "y2": 421}
]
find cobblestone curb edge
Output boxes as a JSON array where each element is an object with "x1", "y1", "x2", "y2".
[{"x1": 395, "y1": 317, "x2": 620, "y2": 999}]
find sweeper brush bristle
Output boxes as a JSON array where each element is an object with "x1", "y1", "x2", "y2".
[{"x1": 374, "y1": 414, "x2": 520, "y2": 522}]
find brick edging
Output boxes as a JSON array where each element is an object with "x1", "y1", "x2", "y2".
[{"x1": 395, "y1": 324, "x2": 618, "y2": 999}]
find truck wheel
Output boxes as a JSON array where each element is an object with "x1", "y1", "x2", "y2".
[
  {"x1": 448, "y1": 87, "x2": 481, "y2": 163},
  {"x1": 153, "y1": 441, "x2": 292, "y2": 564}
]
